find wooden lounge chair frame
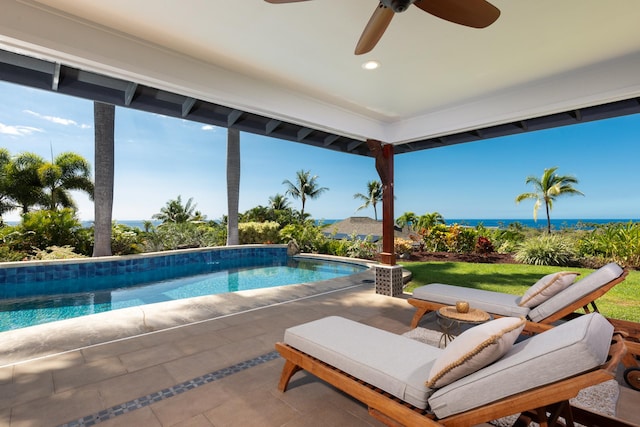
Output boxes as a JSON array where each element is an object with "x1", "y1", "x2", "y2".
[
  {"x1": 620, "y1": 333, "x2": 640, "y2": 391},
  {"x1": 408, "y1": 269, "x2": 630, "y2": 335},
  {"x1": 276, "y1": 333, "x2": 632, "y2": 427}
]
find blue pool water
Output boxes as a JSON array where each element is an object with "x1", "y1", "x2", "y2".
[{"x1": 0, "y1": 256, "x2": 367, "y2": 332}]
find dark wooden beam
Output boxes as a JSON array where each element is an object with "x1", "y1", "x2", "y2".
[
  {"x1": 181, "y1": 97, "x2": 196, "y2": 117},
  {"x1": 570, "y1": 109, "x2": 583, "y2": 121},
  {"x1": 227, "y1": 109, "x2": 243, "y2": 127},
  {"x1": 265, "y1": 119, "x2": 281, "y2": 134},
  {"x1": 51, "y1": 63, "x2": 61, "y2": 91},
  {"x1": 367, "y1": 139, "x2": 395, "y2": 266},
  {"x1": 347, "y1": 140, "x2": 364, "y2": 151},
  {"x1": 324, "y1": 134, "x2": 339, "y2": 146},
  {"x1": 124, "y1": 82, "x2": 137, "y2": 106},
  {"x1": 297, "y1": 127, "x2": 313, "y2": 141}
]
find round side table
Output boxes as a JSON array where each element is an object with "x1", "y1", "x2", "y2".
[{"x1": 436, "y1": 306, "x2": 492, "y2": 347}]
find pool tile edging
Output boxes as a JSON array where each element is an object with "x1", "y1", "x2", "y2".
[{"x1": 0, "y1": 245, "x2": 288, "y2": 298}]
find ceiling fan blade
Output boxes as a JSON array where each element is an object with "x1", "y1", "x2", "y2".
[
  {"x1": 413, "y1": 0, "x2": 500, "y2": 28},
  {"x1": 355, "y1": 4, "x2": 394, "y2": 55}
]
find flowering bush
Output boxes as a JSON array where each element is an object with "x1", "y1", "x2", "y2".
[
  {"x1": 444, "y1": 224, "x2": 476, "y2": 253},
  {"x1": 346, "y1": 236, "x2": 377, "y2": 259},
  {"x1": 394, "y1": 238, "x2": 413, "y2": 255},
  {"x1": 475, "y1": 236, "x2": 494, "y2": 254}
]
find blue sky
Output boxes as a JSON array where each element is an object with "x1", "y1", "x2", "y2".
[{"x1": 1, "y1": 80, "x2": 638, "y2": 223}]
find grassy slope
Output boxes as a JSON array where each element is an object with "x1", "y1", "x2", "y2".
[{"x1": 400, "y1": 262, "x2": 640, "y2": 322}]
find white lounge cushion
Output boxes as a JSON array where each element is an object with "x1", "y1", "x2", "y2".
[
  {"x1": 428, "y1": 312, "x2": 613, "y2": 418},
  {"x1": 283, "y1": 316, "x2": 441, "y2": 409},
  {"x1": 412, "y1": 284, "x2": 530, "y2": 317},
  {"x1": 426, "y1": 316, "x2": 526, "y2": 388},
  {"x1": 518, "y1": 271, "x2": 579, "y2": 308},
  {"x1": 528, "y1": 262, "x2": 623, "y2": 322}
]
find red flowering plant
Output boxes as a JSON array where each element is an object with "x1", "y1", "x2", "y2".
[{"x1": 475, "y1": 236, "x2": 495, "y2": 254}]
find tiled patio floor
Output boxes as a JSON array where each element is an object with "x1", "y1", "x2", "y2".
[{"x1": 1, "y1": 271, "x2": 638, "y2": 427}]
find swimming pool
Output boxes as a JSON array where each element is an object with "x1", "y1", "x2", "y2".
[{"x1": 0, "y1": 247, "x2": 368, "y2": 332}]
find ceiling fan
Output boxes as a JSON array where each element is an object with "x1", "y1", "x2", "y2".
[{"x1": 264, "y1": 0, "x2": 500, "y2": 55}]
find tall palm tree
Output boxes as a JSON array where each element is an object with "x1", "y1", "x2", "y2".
[
  {"x1": 152, "y1": 195, "x2": 200, "y2": 223},
  {"x1": 4, "y1": 152, "x2": 46, "y2": 214},
  {"x1": 353, "y1": 180, "x2": 382, "y2": 220},
  {"x1": 282, "y1": 170, "x2": 328, "y2": 217},
  {"x1": 515, "y1": 166, "x2": 584, "y2": 233},
  {"x1": 38, "y1": 152, "x2": 94, "y2": 210},
  {"x1": 227, "y1": 128, "x2": 240, "y2": 246},
  {"x1": 93, "y1": 101, "x2": 115, "y2": 257}
]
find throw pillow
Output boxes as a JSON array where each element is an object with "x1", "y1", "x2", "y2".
[
  {"x1": 426, "y1": 316, "x2": 526, "y2": 389},
  {"x1": 518, "y1": 271, "x2": 579, "y2": 308}
]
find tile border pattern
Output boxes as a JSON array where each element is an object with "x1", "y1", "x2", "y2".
[
  {"x1": 58, "y1": 350, "x2": 280, "y2": 427},
  {"x1": 0, "y1": 246, "x2": 288, "y2": 298}
]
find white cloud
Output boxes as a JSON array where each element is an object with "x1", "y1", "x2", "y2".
[
  {"x1": 0, "y1": 122, "x2": 43, "y2": 136},
  {"x1": 23, "y1": 109, "x2": 90, "y2": 128},
  {"x1": 201, "y1": 125, "x2": 217, "y2": 131}
]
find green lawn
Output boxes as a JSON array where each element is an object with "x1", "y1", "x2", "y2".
[{"x1": 399, "y1": 261, "x2": 640, "y2": 322}]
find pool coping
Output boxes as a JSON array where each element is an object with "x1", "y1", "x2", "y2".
[{"x1": 0, "y1": 253, "x2": 377, "y2": 367}]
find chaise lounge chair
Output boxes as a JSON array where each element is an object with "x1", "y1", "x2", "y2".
[
  {"x1": 407, "y1": 262, "x2": 629, "y2": 333},
  {"x1": 275, "y1": 312, "x2": 629, "y2": 427}
]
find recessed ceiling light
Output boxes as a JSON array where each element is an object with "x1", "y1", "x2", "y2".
[{"x1": 362, "y1": 60, "x2": 380, "y2": 70}]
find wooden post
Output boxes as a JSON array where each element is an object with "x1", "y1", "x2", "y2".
[{"x1": 367, "y1": 139, "x2": 395, "y2": 266}]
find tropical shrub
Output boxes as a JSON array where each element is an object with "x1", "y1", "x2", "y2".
[
  {"x1": 321, "y1": 238, "x2": 350, "y2": 257},
  {"x1": 420, "y1": 224, "x2": 448, "y2": 251},
  {"x1": 475, "y1": 236, "x2": 494, "y2": 254},
  {"x1": 142, "y1": 222, "x2": 207, "y2": 251},
  {"x1": 279, "y1": 221, "x2": 327, "y2": 253},
  {"x1": 485, "y1": 223, "x2": 526, "y2": 254},
  {"x1": 577, "y1": 222, "x2": 640, "y2": 268},
  {"x1": 110, "y1": 223, "x2": 143, "y2": 255},
  {"x1": 240, "y1": 205, "x2": 299, "y2": 227},
  {"x1": 345, "y1": 234, "x2": 377, "y2": 260},
  {"x1": 199, "y1": 222, "x2": 227, "y2": 247},
  {"x1": 29, "y1": 245, "x2": 86, "y2": 260},
  {"x1": 0, "y1": 244, "x2": 25, "y2": 262},
  {"x1": 514, "y1": 234, "x2": 577, "y2": 266},
  {"x1": 394, "y1": 238, "x2": 413, "y2": 255},
  {"x1": 18, "y1": 209, "x2": 92, "y2": 255},
  {"x1": 445, "y1": 224, "x2": 476, "y2": 253},
  {"x1": 238, "y1": 221, "x2": 280, "y2": 244}
]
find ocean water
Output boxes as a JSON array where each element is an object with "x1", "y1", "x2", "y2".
[
  {"x1": 444, "y1": 218, "x2": 638, "y2": 229},
  {"x1": 315, "y1": 218, "x2": 638, "y2": 230},
  {"x1": 5, "y1": 218, "x2": 638, "y2": 230}
]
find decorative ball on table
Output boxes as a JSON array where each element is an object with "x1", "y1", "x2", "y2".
[{"x1": 455, "y1": 301, "x2": 470, "y2": 313}]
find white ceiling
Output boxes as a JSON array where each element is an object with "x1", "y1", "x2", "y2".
[{"x1": 1, "y1": 0, "x2": 640, "y2": 147}]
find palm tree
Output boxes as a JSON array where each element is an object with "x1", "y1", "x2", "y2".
[
  {"x1": 227, "y1": 128, "x2": 240, "y2": 245},
  {"x1": 4, "y1": 152, "x2": 46, "y2": 214},
  {"x1": 416, "y1": 212, "x2": 445, "y2": 230},
  {"x1": 93, "y1": 101, "x2": 115, "y2": 257},
  {"x1": 515, "y1": 166, "x2": 584, "y2": 233},
  {"x1": 0, "y1": 148, "x2": 15, "y2": 219},
  {"x1": 152, "y1": 195, "x2": 201, "y2": 223},
  {"x1": 282, "y1": 170, "x2": 328, "y2": 217},
  {"x1": 395, "y1": 211, "x2": 417, "y2": 231},
  {"x1": 268, "y1": 193, "x2": 290, "y2": 210},
  {"x1": 38, "y1": 152, "x2": 94, "y2": 210},
  {"x1": 353, "y1": 180, "x2": 382, "y2": 220}
]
